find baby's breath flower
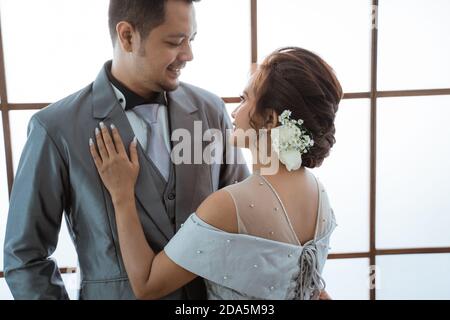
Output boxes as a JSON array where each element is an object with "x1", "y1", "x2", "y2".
[{"x1": 272, "y1": 109, "x2": 314, "y2": 171}]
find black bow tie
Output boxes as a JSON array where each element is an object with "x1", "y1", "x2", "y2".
[{"x1": 123, "y1": 92, "x2": 167, "y2": 111}]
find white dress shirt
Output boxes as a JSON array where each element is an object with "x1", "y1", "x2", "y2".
[{"x1": 110, "y1": 83, "x2": 171, "y2": 153}]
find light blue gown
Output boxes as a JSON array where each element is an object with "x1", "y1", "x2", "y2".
[{"x1": 165, "y1": 174, "x2": 337, "y2": 300}]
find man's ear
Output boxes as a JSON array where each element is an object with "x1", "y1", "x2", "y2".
[{"x1": 116, "y1": 21, "x2": 136, "y2": 53}]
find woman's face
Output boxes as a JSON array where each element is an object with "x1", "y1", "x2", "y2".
[{"x1": 229, "y1": 76, "x2": 258, "y2": 148}]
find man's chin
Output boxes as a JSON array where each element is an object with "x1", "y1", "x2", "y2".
[{"x1": 161, "y1": 79, "x2": 180, "y2": 92}]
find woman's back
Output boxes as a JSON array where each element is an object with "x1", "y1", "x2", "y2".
[
  {"x1": 223, "y1": 171, "x2": 324, "y2": 248},
  {"x1": 165, "y1": 173, "x2": 337, "y2": 299},
  {"x1": 253, "y1": 169, "x2": 320, "y2": 246}
]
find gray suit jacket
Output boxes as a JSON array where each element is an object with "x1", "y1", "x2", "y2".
[{"x1": 3, "y1": 61, "x2": 249, "y2": 300}]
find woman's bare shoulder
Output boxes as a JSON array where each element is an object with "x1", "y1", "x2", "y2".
[{"x1": 196, "y1": 188, "x2": 238, "y2": 233}]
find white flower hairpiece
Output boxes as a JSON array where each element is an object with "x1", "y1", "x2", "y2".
[{"x1": 271, "y1": 110, "x2": 314, "y2": 171}]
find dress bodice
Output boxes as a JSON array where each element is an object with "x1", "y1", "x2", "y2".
[{"x1": 164, "y1": 174, "x2": 337, "y2": 300}]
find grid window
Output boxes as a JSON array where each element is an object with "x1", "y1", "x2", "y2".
[
  {"x1": 376, "y1": 96, "x2": 450, "y2": 249},
  {"x1": 322, "y1": 258, "x2": 371, "y2": 300},
  {"x1": 377, "y1": 0, "x2": 450, "y2": 90},
  {"x1": 1, "y1": 0, "x2": 112, "y2": 103},
  {"x1": 313, "y1": 99, "x2": 371, "y2": 253},
  {"x1": 376, "y1": 254, "x2": 450, "y2": 299},
  {"x1": 258, "y1": 0, "x2": 372, "y2": 93},
  {"x1": 181, "y1": 0, "x2": 251, "y2": 97}
]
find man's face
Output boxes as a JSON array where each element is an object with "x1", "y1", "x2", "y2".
[{"x1": 133, "y1": 0, "x2": 197, "y2": 92}]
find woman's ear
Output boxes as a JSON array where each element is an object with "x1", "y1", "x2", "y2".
[{"x1": 265, "y1": 110, "x2": 279, "y2": 130}]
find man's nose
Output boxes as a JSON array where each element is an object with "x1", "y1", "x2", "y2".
[{"x1": 179, "y1": 41, "x2": 194, "y2": 62}]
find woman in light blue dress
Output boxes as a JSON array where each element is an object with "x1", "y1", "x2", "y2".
[{"x1": 89, "y1": 47, "x2": 343, "y2": 300}]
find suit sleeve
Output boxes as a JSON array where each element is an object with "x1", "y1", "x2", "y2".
[
  {"x1": 3, "y1": 116, "x2": 70, "y2": 300},
  {"x1": 218, "y1": 101, "x2": 250, "y2": 189}
]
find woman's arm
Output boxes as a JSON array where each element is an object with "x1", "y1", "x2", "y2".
[
  {"x1": 112, "y1": 192, "x2": 198, "y2": 299},
  {"x1": 89, "y1": 123, "x2": 197, "y2": 299}
]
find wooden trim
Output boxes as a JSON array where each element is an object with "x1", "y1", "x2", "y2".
[
  {"x1": 7, "y1": 88, "x2": 450, "y2": 111},
  {"x1": 59, "y1": 267, "x2": 77, "y2": 274},
  {"x1": 251, "y1": 0, "x2": 258, "y2": 63},
  {"x1": 327, "y1": 247, "x2": 450, "y2": 261},
  {"x1": 0, "y1": 16, "x2": 14, "y2": 196},
  {"x1": 222, "y1": 97, "x2": 241, "y2": 104},
  {"x1": 0, "y1": 267, "x2": 77, "y2": 279},
  {"x1": 369, "y1": 0, "x2": 379, "y2": 301},
  {"x1": 1, "y1": 110, "x2": 13, "y2": 195},
  {"x1": 328, "y1": 252, "x2": 370, "y2": 260},
  {"x1": 343, "y1": 92, "x2": 371, "y2": 99},
  {"x1": 376, "y1": 247, "x2": 450, "y2": 256},
  {"x1": 223, "y1": 92, "x2": 373, "y2": 104},
  {"x1": 3, "y1": 248, "x2": 450, "y2": 278},
  {"x1": 8, "y1": 103, "x2": 49, "y2": 110},
  {"x1": 377, "y1": 88, "x2": 450, "y2": 98}
]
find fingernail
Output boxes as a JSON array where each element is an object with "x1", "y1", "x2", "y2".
[
  {"x1": 95, "y1": 128, "x2": 100, "y2": 135},
  {"x1": 99, "y1": 122, "x2": 106, "y2": 129},
  {"x1": 110, "y1": 123, "x2": 116, "y2": 130},
  {"x1": 133, "y1": 137, "x2": 137, "y2": 145},
  {"x1": 89, "y1": 138, "x2": 94, "y2": 146}
]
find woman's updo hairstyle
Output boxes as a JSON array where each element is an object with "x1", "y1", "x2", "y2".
[{"x1": 250, "y1": 47, "x2": 343, "y2": 168}]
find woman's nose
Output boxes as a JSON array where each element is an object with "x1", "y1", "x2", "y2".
[{"x1": 231, "y1": 107, "x2": 239, "y2": 119}]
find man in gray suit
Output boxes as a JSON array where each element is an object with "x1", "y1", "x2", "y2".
[{"x1": 3, "y1": 0, "x2": 249, "y2": 299}]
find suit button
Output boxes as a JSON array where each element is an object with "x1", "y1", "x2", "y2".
[{"x1": 168, "y1": 193, "x2": 176, "y2": 200}]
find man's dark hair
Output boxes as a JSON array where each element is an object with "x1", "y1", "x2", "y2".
[{"x1": 108, "y1": 0, "x2": 200, "y2": 43}]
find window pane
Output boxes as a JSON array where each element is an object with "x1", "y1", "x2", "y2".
[
  {"x1": 9, "y1": 110, "x2": 78, "y2": 267},
  {"x1": 377, "y1": 96, "x2": 450, "y2": 248},
  {"x1": 322, "y1": 258, "x2": 370, "y2": 300},
  {"x1": 0, "y1": 0, "x2": 112, "y2": 103},
  {"x1": 0, "y1": 117, "x2": 9, "y2": 271},
  {"x1": 313, "y1": 99, "x2": 371, "y2": 253},
  {"x1": 10, "y1": 110, "x2": 38, "y2": 174},
  {"x1": 376, "y1": 254, "x2": 450, "y2": 300},
  {"x1": 62, "y1": 273, "x2": 80, "y2": 300},
  {"x1": 378, "y1": 0, "x2": 450, "y2": 90},
  {"x1": 181, "y1": 0, "x2": 251, "y2": 97},
  {"x1": 258, "y1": 0, "x2": 372, "y2": 93},
  {"x1": 0, "y1": 278, "x2": 13, "y2": 300}
]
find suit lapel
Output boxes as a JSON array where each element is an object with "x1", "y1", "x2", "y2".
[
  {"x1": 168, "y1": 86, "x2": 207, "y2": 223},
  {"x1": 92, "y1": 61, "x2": 173, "y2": 241}
]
